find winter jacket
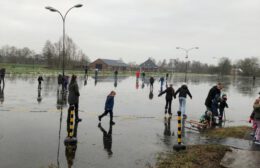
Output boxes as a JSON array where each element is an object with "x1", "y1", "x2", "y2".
[
  {"x1": 68, "y1": 82, "x2": 80, "y2": 105},
  {"x1": 205, "y1": 86, "x2": 221, "y2": 108},
  {"x1": 253, "y1": 104, "x2": 260, "y2": 120},
  {"x1": 219, "y1": 99, "x2": 228, "y2": 110},
  {"x1": 174, "y1": 85, "x2": 192, "y2": 98},
  {"x1": 158, "y1": 87, "x2": 175, "y2": 100},
  {"x1": 150, "y1": 77, "x2": 154, "y2": 84},
  {"x1": 38, "y1": 76, "x2": 43, "y2": 82},
  {"x1": 105, "y1": 96, "x2": 114, "y2": 111}
]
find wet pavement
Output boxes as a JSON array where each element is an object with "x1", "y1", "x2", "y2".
[
  {"x1": 0, "y1": 75, "x2": 259, "y2": 168},
  {"x1": 221, "y1": 148, "x2": 260, "y2": 168}
]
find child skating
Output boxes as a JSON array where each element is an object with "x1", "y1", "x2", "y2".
[{"x1": 98, "y1": 91, "x2": 116, "y2": 125}]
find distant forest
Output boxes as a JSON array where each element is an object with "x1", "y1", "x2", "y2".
[{"x1": 0, "y1": 37, "x2": 259, "y2": 76}]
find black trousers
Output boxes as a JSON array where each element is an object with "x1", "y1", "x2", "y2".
[
  {"x1": 100, "y1": 110, "x2": 113, "y2": 121},
  {"x1": 165, "y1": 99, "x2": 172, "y2": 114}
]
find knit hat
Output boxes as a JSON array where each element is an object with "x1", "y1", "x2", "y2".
[{"x1": 206, "y1": 111, "x2": 212, "y2": 116}]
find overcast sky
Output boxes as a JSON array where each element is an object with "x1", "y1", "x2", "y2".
[{"x1": 0, "y1": 0, "x2": 260, "y2": 64}]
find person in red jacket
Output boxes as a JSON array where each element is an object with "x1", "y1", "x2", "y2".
[{"x1": 136, "y1": 71, "x2": 140, "y2": 79}]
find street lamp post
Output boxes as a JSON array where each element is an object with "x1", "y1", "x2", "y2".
[
  {"x1": 176, "y1": 47, "x2": 199, "y2": 82},
  {"x1": 45, "y1": 4, "x2": 83, "y2": 79}
]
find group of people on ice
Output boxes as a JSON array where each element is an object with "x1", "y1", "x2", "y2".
[
  {"x1": 158, "y1": 83, "x2": 192, "y2": 119},
  {"x1": 36, "y1": 69, "x2": 259, "y2": 145}
]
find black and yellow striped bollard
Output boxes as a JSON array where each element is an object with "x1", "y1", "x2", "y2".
[
  {"x1": 64, "y1": 105, "x2": 77, "y2": 145},
  {"x1": 173, "y1": 111, "x2": 186, "y2": 151}
]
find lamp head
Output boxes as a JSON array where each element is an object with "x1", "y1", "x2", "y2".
[
  {"x1": 45, "y1": 6, "x2": 57, "y2": 12},
  {"x1": 176, "y1": 47, "x2": 180, "y2": 49},
  {"x1": 74, "y1": 4, "x2": 83, "y2": 8},
  {"x1": 195, "y1": 47, "x2": 199, "y2": 49}
]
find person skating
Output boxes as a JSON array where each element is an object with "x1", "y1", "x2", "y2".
[
  {"x1": 68, "y1": 75, "x2": 82, "y2": 122},
  {"x1": 136, "y1": 71, "x2": 140, "y2": 80},
  {"x1": 166, "y1": 73, "x2": 169, "y2": 81},
  {"x1": 98, "y1": 91, "x2": 116, "y2": 125},
  {"x1": 159, "y1": 77, "x2": 165, "y2": 92},
  {"x1": 149, "y1": 76, "x2": 155, "y2": 90},
  {"x1": 0, "y1": 68, "x2": 5, "y2": 86},
  {"x1": 114, "y1": 70, "x2": 118, "y2": 79},
  {"x1": 141, "y1": 71, "x2": 146, "y2": 81},
  {"x1": 174, "y1": 83, "x2": 192, "y2": 118},
  {"x1": 84, "y1": 65, "x2": 88, "y2": 76},
  {"x1": 37, "y1": 76, "x2": 43, "y2": 89},
  {"x1": 158, "y1": 84, "x2": 176, "y2": 116}
]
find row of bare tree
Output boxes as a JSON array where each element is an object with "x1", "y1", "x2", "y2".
[
  {"x1": 147, "y1": 57, "x2": 260, "y2": 76},
  {"x1": 0, "y1": 36, "x2": 90, "y2": 69}
]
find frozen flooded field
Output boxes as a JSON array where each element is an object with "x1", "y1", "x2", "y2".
[{"x1": 0, "y1": 74, "x2": 259, "y2": 168}]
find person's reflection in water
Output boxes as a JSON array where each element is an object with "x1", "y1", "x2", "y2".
[
  {"x1": 164, "y1": 116, "x2": 172, "y2": 136},
  {"x1": 94, "y1": 76, "x2": 98, "y2": 86},
  {"x1": 114, "y1": 78, "x2": 118, "y2": 88},
  {"x1": 57, "y1": 88, "x2": 67, "y2": 109},
  {"x1": 163, "y1": 116, "x2": 174, "y2": 146},
  {"x1": 84, "y1": 75, "x2": 88, "y2": 86},
  {"x1": 141, "y1": 80, "x2": 145, "y2": 89},
  {"x1": 37, "y1": 88, "x2": 42, "y2": 103},
  {"x1": 65, "y1": 120, "x2": 79, "y2": 168},
  {"x1": 149, "y1": 88, "x2": 154, "y2": 100},
  {"x1": 181, "y1": 118, "x2": 186, "y2": 138},
  {"x1": 136, "y1": 79, "x2": 139, "y2": 89},
  {"x1": 0, "y1": 85, "x2": 4, "y2": 104},
  {"x1": 98, "y1": 123, "x2": 113, "y2": 157}
]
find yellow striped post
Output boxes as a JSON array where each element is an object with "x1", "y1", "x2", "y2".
[
  {"x1": 64, "y1": 105, "x2": 77, "y2": 145},
  {"x1": 69, "y1": 105, "x2": 75, "y2": 138},
  {"x1": 173, "y1": 111, "x2": 186, "y2": 151}
]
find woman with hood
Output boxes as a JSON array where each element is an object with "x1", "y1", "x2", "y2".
[
  {"x1": 174, "y1": 83, "x2": 192, "y2": 118},
  {"x1": 68, "y1": 75, "x2": 81, "y2": 122}
]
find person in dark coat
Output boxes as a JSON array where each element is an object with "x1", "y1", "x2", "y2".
[
  {"x1": 114, "y1": 70, "x2": 118, "y2": 79},
  {"x1": 37, "y1": 76, "x2": 43, "y2": 89},
  {"x1": 205, "y1": 83, "x2": 223, "y2": 112},
  {"x1": 149, "y1": 77, "x2": 155, "y2": 90},
  {"x1": 58, "y1": 74, "x2": 63, "y2": 87},
  {"x1": 174, "y1": 83, "x2": 192, "y2": 118},
  {"x1": 68, "y1": 75, "x2": 81, "y2": 122},
  {"x1": 98, "y1": 122, "x2": 113, "y2": 157},
  {"x1": 0, "y1": 85, "x2": 4, "y2": 104},
  {"x1": 166, "y1": 73, "x2": 169, "y2": 81},
  {"x1": 158, "y1": 84, "x2": 176, "y2": 115},
  {"x1": 84, "y1": 65, "x2": 88, "y2": 76},
  {"x1": 98, "y1": 91, "x2": 116, "y2": 125},
  {"x1": 0, "y1": 68, "x2": 6, "y2": 85}
]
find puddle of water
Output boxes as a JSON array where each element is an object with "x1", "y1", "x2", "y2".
[{"x1": 0, "y1": 75, "x2": 259, "y2": 168}]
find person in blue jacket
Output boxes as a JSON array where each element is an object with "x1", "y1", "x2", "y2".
[{"x1": 98, "y1": 91, "x2": 116, "y2": 125}]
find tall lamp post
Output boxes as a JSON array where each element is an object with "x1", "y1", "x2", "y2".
[
  {"x1": 176, "y1": 47, "x2": 199, "y2": 82},
  {"x1": 45, "y1": 4, "x2": 83, "y2": 78}
]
